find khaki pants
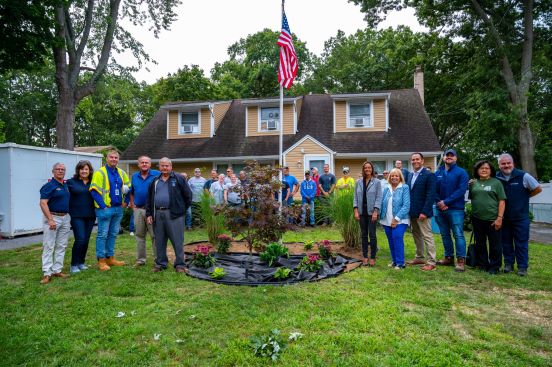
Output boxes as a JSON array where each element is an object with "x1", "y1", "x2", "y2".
[
  {"x1": 42, "y1": 214, "x2": 71, "y2": 276},
  {"x1": 134, "y1": 208, "x2": 155, "y2": 264},
  {"x1": 411, "y1": 217, "x2": 436, "y2": 265}
]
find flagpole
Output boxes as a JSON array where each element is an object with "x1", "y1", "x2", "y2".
[{"x1": 278, "y1": 0, "x2": 284, "y2": 209}]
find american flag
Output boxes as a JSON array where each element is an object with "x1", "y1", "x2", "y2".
[{"x1": 277, "y1": 10, "x2": 298, "y2": 89}]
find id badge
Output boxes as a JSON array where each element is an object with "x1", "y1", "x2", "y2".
[{"x1": 115, "y1": 189, "x2": 120, "y2": 196}]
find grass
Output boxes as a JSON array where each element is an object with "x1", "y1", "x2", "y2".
[{"x1": 0, "y1": 227, "x2": 551, "y2": 366}]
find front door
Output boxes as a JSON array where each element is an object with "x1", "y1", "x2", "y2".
[{"x1": 304, "y1": 154, "x2": 331, "y2": 174}]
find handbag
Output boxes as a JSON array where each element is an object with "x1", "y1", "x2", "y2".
[{"x1": 465, "y1": 231, "x2": 477, "y2": 267}]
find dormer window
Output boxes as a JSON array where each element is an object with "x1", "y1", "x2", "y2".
[
  {"x1": 348, "y1": 102, "x2": 372, "y2": 128},
  {"x1": 179, "y1": 111, "x2": 200, "y2": 135},
  {"x1": 260, "y1": 107, "x2": 280, "y2": 131}
]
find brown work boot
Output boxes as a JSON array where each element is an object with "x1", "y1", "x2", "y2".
[
  {"x1": 97, "y1": 258, "x2": 111, "y2": 271},
  {"x1": 420, "y1": 264, "x2": 436, "y2": 271},
  {"x1": 437, "y1": 256, "x2": 454, "y2": 266},
  {"x1": 407, "y1": 258, "x2": 426, "y2": 266},
  {"x1": 52, "y1": 272, "x2": 69, "y2": 278},
  {"x1": 455, "y1": 257, "x2": 465, "y2": 272},
  {"x1": 40, "y1": 275, "x2": 51, "y2": 284},
  {"x1": 369, "y1": 259, "x2": 376, "y2": 267},
  {"x1": 106, "y1": 257, "x2": 125, "y2": 266}
]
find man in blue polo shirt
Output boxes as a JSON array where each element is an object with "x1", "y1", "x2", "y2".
[
  {"x1": 39, "y1": 162, "x2": 71, "y2": 284},
  {"x1": 497, "y1": 153, "x2": 542, "y2": 276},
  {"x1": 282, "y1": 166, "x2": 298, "y2": 206},
  {"x1": 127, "y1": 155, "x2": 160, "y2": 266},
  {"x1": 434, "y1": 149, "x2": 469, "y2": 270}
]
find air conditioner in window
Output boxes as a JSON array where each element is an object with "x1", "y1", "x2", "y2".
[
  {"x1": 354, "y1": 118, "x2": 366, "y2": 127},
  {"x1": 183, "y1": 125, "x2": 194, "y2": 133},
  {"x1": 267, "y1": 120, "x2": 278, "y2": 130}
]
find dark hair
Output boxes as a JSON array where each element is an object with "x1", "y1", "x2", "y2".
[
  {"x1": 73, "y1": 160, "x2": 94, "y2": 180},
  {"x1": 361, "y1": 161, "x2": 375, "y2": 178},
  {"x1": 473, "y1": 160, "x2": 496, "y2": 179},
  {"x1": 411, "y1": 152, "x2": 424, "y2": 159}
]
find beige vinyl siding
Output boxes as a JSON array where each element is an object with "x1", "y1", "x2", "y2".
[
  {"x1": 335, "y1": 159, "x2": 366, "y2": 181},
  {"x1": 424, "y1": 156, "x2": 436, "y2": 172},
  {"x1": 128, "y1": 162, "x2": 213, "y2": 176},
  {"x1": 167, "y1": 109, "x2": 210, "y2": 139},
  {"x1": 285, "y1": 139, "x2": 328, "y2": 198},
  {"x1": 247, "y1": 104, "x2": 295, "y2": 137},
  {"x1": 213, "y1": 102, "x2": 231, "y2": 131},
  {"x1": 334, "y1": 99, "x2": 386, "y2": 132}
]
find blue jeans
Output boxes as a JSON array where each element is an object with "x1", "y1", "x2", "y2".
[
  {"x1": 502, "y1": 218, "x2": 530, "y2": 269},
  {"x1": 383, "y1": 224, "x2": 408, "y2": 266},
  {"x1": 70, "y1": 217, "x2": 95, "y2": 266},
  {"x1": 129, "y1": 211, "x2": 135, "y2": 232},
  {"x1": 95, "y1": 206, "x2": 123, "y2": 259},
  {"x1": 185, "y1": 206, "x2": 192, "y2": 228},
  {"x1": 435, "y1": 209, "x2": 466, "y2": 258},
  {"x1": 301, "y1": 200, "x2": 315, "y2": 225}
]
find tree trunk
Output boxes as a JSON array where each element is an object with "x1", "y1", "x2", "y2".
[
  {"x1": 517, "y1": 111, "x2": 537, "y2": 177},
  {"x1": 55, "y1": 89, "x2": 76, "y2": 150}
]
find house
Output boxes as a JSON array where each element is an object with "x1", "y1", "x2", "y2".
[{"x1": 121, "y1": 70, "x2": 442, "y2": 192}]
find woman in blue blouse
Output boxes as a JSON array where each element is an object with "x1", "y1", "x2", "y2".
[
  {"x1": 66, "y1": 160, "x2": 96, "y2": 273},
  {"x1": 380, "y1": 168, "x2": 411, "y2": 269}
]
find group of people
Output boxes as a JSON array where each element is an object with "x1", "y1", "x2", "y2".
[
  {"x1": 39, "y1": 148, "x2": 541, "y2": 284},
  {"x1": 352, "y1": 150, "x2": 541, "y2": 276}
]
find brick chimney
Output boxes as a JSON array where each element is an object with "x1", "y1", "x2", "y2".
[{"x1": 413, "y1": 65, "x2": 424, "y2": 105}]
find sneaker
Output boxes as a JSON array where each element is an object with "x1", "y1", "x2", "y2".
[
  {"x1": 70, "y1": 266, "x2": 81, "y2": 273},
  {"x1": 78, "y1": 264, "x2": 89, "y2": 270},
  {"x1": 503, "y1": 264, "x2": 513, "y2": 273},
  {"x1": 129, "y1": 232, "x2": 135, "y2": 236},
  {"x1": 388, "y1": 262, "x2": 396, "y2": 268},
  {"x1": 517, "y1": 268, "x2": 528, "y2": 277},
  {"x1": 393, "y1": 265, "x2": 405, "y2": 270}
]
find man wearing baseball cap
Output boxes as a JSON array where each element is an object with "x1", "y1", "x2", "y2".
[{"x1": 434, "y1": 149, "x2": 469, "y2": 271}]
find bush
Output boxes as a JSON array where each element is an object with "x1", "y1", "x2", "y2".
[
  {"x1": 209, "y1": 267, "x2": 226, "y2": 279},
  {"x1": 317, "y1": 240, "x2": 332, "y2": 259},
  {"x1": 191, "y1": 245, "x2": 216, "y2": 268},
  {"x1": 321, "y1": 189, "x2": 360, "y2": 248},
  {"x1": 298, "y1": 254, "x2": 324, "y2": 272},
  {"x1": 199, "y1": 192, "x2": 226, "y2": 244},
  {"x1": 216, "y1": 234, "x2": 232, "y2": 254},
  {"x1": 274, "y1": 267, "x2": 292, "y2": 279},
  {"x1": 260, "y1": 242, "x2": 289, "y2": 267}
]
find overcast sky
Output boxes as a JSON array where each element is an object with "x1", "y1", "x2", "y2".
[{"x1": 118, "y1": 0, "x2": 426, "y2": 84}]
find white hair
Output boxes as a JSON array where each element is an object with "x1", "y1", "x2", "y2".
[
  {"x1": 159, "y1": 157, "x2": 172, "y2": 165},
  {"x1": 498, "y1": 153, "x2": 514, "y2": 163}
]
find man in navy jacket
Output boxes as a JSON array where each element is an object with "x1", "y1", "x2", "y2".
[
  {"x1": 434, "y1": 149, "x2": 469, "y2": 271},
  {"x1": 406, "y1": 153, "x2": 437, "y2": 271}
]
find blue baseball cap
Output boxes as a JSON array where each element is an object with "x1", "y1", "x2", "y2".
[{"x1": 444, "y1": 149, "x2": 457, "y2": 156}]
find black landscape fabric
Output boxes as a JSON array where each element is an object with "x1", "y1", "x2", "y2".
[{"x1": 184, "y1": 252, "x2": 361, "y2": 286}]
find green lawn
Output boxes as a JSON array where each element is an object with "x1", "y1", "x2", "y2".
[{"x1": 1, "y1": 228, "x2": 551, "y2": 366}]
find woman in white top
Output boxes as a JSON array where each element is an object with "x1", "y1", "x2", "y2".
[{"x1": 379, "y1": 168, "x2": 411, "y2": 269}]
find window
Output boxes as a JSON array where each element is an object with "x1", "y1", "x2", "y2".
[
  {"x1": 348, "y1": 102, "x2": 372, "y2": 128},
  {"x1": 260, "y1": 107, "x2": 280, "y2": 131},
  {"x1": 372, "y1": 161, "x2": 386, "y2": 176},
  {"x1": 179, "y1": 111, "x2": 199, "y2": 134}
]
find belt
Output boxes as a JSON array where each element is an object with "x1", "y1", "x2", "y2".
[
  {"x1": 51, "y1": 212, "x2": 68, "y2": 216},
  {"x1": 155, "y1": 207, "x2": 169, "y2": 210}
]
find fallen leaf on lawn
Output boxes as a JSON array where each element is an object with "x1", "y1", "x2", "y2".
[
  {"x1": 130, "y1": 310, "x2": 137, "y2": 316},
  {"x1": 188, "y1": 315, "x2": 196, "y2": 320},
  {"x1": 116, "y1": 312, "x2": 125, "y2": 318},
  {"x1": 176, "y1": 339, "x2": 183, "y2": 344},
  {"x1": 154, "y1": 333, "x2": 161, "y2": 341},
  {"x1": 289, "y1": 332, "x2": 303, "y2": 341}
]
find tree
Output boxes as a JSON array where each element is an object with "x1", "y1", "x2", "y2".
[
  {"x1": 0, "y1": 67, "x2": 57, "y2": 146},
  {"x1": 51, "y1": 0, "x2": 180, "y2": 150},
  {"x1": 211, "y1": 29, "x2": 313, "y2": 98},
  {"x1": 0, "y1": 0, "x2": 56, "y2": 70},
  {"x1": 349, "y1": 0, "x2": 550, "y2": 176}
]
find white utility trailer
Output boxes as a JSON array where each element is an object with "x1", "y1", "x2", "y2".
[{"x1": 0, "y1": 143, "x2": 103, "y2": 237}]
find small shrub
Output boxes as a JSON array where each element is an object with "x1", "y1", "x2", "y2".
[
  {"x1": 216, "y1": 234, "x2": 232, "y2": 254},
  {"x1": 303, "y1": 240, "x2": 314, "y2": 251},
  {"x1": 317, "y1": 239, "x2": 332, "y2": 259},
  {"x1": 191, "y1": 245, "x2": 216, "y2": 268},
  {"x1": 260, "y1": 242, "x2": 289, "y2": 267},
  {"x1": 250, "y1": 329, "x2": 287, "y2": 361},
  {"x1": 209, "y1": 267, "x2": 226, "y2": 279},
  {"x1": 200, "y1": 193, "x2": 226, "y2": 244},
  {"x1": 298, "y1": 254, "x2": 324, "y2": 272},
  {"x1": 274, "y1": 267, "x2": 292, "y2": 279}
]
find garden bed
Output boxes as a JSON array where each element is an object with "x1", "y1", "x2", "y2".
[{"x1": 182, "y1": 241, "x2": 361, "y2": 286}]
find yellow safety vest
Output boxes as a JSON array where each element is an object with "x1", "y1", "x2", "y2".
[
  {"x1": 336, "y1": 177, "x2": 355, "y2": 189},
  {"x1": 89, "y1": 166, "x2": 130, "y2": 208}
]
